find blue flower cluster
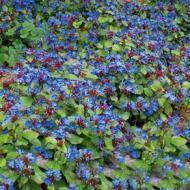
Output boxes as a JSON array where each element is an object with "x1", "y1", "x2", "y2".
[
  {"x1": 0, "y1": 175, "x2": 14, "y2": 190},
  {"x1": 0, "y1": 0, "x2": 190, "y2": 189}
]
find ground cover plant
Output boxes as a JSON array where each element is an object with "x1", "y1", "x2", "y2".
[{"x1": 0, "y1": 0, "x2": 190, "y2": 189}]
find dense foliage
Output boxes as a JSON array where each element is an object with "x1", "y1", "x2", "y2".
[{"x1": 0, "y1": 0, "x2": 190, "y2": 189}]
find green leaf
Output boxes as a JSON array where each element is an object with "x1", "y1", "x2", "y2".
[
  {"x1": 22, "y1": 183, "x2": 41, "y2": 190},
  {"x1": 112, "y1": 168, "x2": 130, "y2": 179},
  {"x1": 21, "y1": 184, "x2": 31, "y2": 190},
  {"x1": 172, "y1": 136, "x2": 187, "y2": 147},
  {"x1": 54, "y1": 151, "x2": 67, "y2": 163},
  {"x1": 0, "y1": 134, "x2": 9, "y2": 144},
  {"x1": 47, "y1": 185, "x2": 55, "y2": 190},
  {"x1": 98, "y1": 16, "x2": 107, "y2": 23},
  {"x1": 26, "y1": 56, "x2": 33, "y2": 62},
  {"x1": 174, "y1": 17, "x2": 182, "y2": 24},
  {"x1": 126, "y1": 42, "x2": 135, "y2": 48},
  {"x1": 175, "y1": 3, "x2": 182, "y2": 11},
  {"x1": 22, "y1": 21, "x2": 34, "y2": 29},
  {"x1": 104, "y1": 138, "x2": 114, "y2": 151},
  {"x1": 54, "y1": 181, "x2": 68, "y2": 190},
  {"x1": 20, "y1": 96, "x2": 34, "y2": 108},
  {"x1": 85, "y1": 72, "x2": 98, "y2": 80},
  {"x1": 171, "y1": 50, "x2": 180, "y2": 56},
  {"x1": 45, "y1": 161, "x2": 62, "y2": 170},
  {"x1": 99, "y1": 175, "x2": 112, "y2": 190},
  {"x1": 78, "y1": 50, "x2": 86, "y2": 58},
  {"x1": 137, "y1": 85, "x2": 144, "y2": 95},
  {"x1": 140, "y1": 66, "x2": 147, "y2": 75},
  {"x1": 67, "y1": 134, "x2": 83, "y2": 144},
  {"x1": 31, "y1": 29, "x2": 44, "y2": 41},
  {"x1": 8, "y1": 46, "x2": 16, "y2": 55},
  {"x1": 158, "y1": 97, "x2": 167, "y2": 107},
  {"x1": 96, "y1": 43, "x2": 103, "y2": 49},
  {"x1": 157, "y1": 179, "x2": 177, "y2": 189},
  {"x1": 164, "y1": 103, "x2": 173, "y2": 115},
  {"x1": 151, "y1": 80, "x2": 162, "y2": 91},
  {"x1": 0, "y1": 53, "x2": 8, "y2": 63},
  {"x1": 98, "y1": 16, "x2": 113, "y2": 23},
  {"x1": 160, "y1": 113, "x2": 167, "y2": 121},
  {"x1": 112, "y1": 44, "x2": 121, "y2": 52},
  {"x1": 18, "y1": 177, "x2": 28, "y2": 189},
  {"x1": 182, "y1": 81, "x2": 190, "y2": 89},
  {"x1": 104, "y1": 40, "x2": 113, "y2": 48},
  {"x1": 56, "y1": 109, "x2": 66, "y2": 117},
  {"x1": 0, "y1": 158, "x2": 6, "y2": 167},
  {"x1": 63, "y1": 74, "x2": 78, "y2": 80},
  {"x1": 6, "y1": 152, "x2": 19, "y2": 159},
  {"x1": 133, "y1": 160, "x2": 149, "y2": 171},
  {"x1": 45, "y1": 137, "x2": 57, "y2": 145},
  {"x1": 0, "y1": 112, "x2": 4, "y2": 121},
  {"x1": 1, "y1": 170, "x2": 19, "y2": 182},
  {"x1": 144, "y1": 88, "x2": 153, "y2": 96},
  {"x1": 73, "y1": 21, "x2": 83, "y2": 28},
  {"x1": 5, "y1": 27, "x2": 16, "y2": 36},
  {"x1": 77, "y1": 104, "x2": 85, "y2": 117},
  {"x1": 31, "y1": 166, "x2": 46, "y2": 184},
  {"x1": 20, "y1": 29, "x2": 29, "y2": 38},
  {"x1": 63, "y1": 170, "x2": 76, "y2": 183},
  {"x1": 110, "y1": 96, "x2": 118, "y2": 102},
  {"x1": 98, "y1": 49, "x2": 107, "y2": 56},
  {"x1": 23, "y1": 130, "x2": 39, "y2": 141},
  {"x1": 16, "y1": 139, "x2": 28, "y2": 146},
  {"x1": 121, "y1": 112, "x2": 130, "y2": 120},
  {"x1": 7, "y1": 54, "x2": 16, "y2": 66},
  {"x1": 164, "y1": 145, "x2": 176, "y2": 153},
  {"x1": 80, "y1": 31, "x2": 87, "y2": 42}
]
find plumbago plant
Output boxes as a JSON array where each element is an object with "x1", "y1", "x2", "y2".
[{"x1": 0, "y1": 0, "x2": 190, "y2": 189}]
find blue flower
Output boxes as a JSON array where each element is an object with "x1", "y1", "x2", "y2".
[
  {"x1": 76, "y1": 164, "x2": 91, "y2": 180},
  {"x1": 168, "y1": 115, "x2": 180, "y2": 128},
  {"x1": 35, "y1": 147, "x2": 53, "y2": 159},
  {"x1": 82, "y1": 149, "x2": 93, "y2": 162},
  {"x1": 25, "y1": 153, "x2": 36, "y2": 164},
  {"x1": 44, "y1": 178, "x2": 53, "y2": 185},
  {"x1": 113, "y1": 179, "x2": 128, "y2": 190},
  {"x1": 46, "y1": 170, "x2": 62, "y2": 180},
  {"x1": 67, "y1": 147, "x2": 80, "y2": 161},
  {"x1": 69, "y1": 184, "x2": 77, "y2": 190},
  {"x1": 8, "y1": 159, "x2": 25, "y2": 171},
  {"x1": 0, "y1": 175, "x2": 14, "y2": 190}
]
